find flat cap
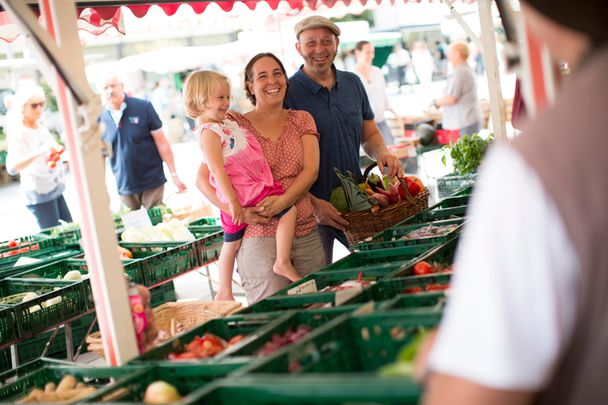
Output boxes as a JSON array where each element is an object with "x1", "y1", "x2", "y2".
[{"x1": 294, "y1": 16, "x2": 341, "y2": 39}]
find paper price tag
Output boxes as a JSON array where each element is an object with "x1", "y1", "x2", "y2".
[
  {"x1": 287, "y1": 279, "x2": 318, "y2": 296},
  {"x1": 334, "y1": 287, "x2": 362, "y2": 306},
  {"x1": 13, "y1": 256, "x2": 43, "y2": 267},
  {"x1": 121, "y1": 209, "x2": 152, "y2": 230}
]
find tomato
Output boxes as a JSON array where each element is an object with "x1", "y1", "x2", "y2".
[
  {"x1": 18, "y1": 247, "x2": 30, "y2": 254},
  {"x1": 47, "y1": 160, "x2": 57, "y2": 169},
  {"x1": 425, "y1": 283, "x2": 450, "y2": 292},
  {"x1": 56, "y1": 145, "x2": 65, "y2": 155},
  {"x1": 404, "y1": 287, "x2": 423, "y2": 294},
  {"x1": 7, "y1": 240, "x2": 18, "y2": 248},
  {"x1": 168, "y1": 351, "x2": 198, "y2": 361},
  {"x1": 227, "y1": 334, "x2": 246, "y2": 346},
  {"x1": 413, "y1": 261, "x2": 433, "y2": 276}
]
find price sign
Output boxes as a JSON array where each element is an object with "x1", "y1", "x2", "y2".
[{"x1": 121, "y1": 209, "x2": 152, "y2": 230}]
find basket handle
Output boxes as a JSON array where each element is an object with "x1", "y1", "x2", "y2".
[{"x1": 363, "y1": 162, "x2": 416, "y2": 205}]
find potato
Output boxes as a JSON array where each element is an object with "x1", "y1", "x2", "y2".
[
  {"x1": 45, "y1": 382, "x2": 56, "y2": 393},
  {"x1": 56, "y1": 375, "x2": 77, "y2": 392}
]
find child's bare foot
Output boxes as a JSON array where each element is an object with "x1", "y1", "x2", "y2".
[
  {"x1": 215, "y1": 291, "x2": 235, "y2": 301},
  {"x1": 273, "y1": 260, "x2": 301, "y2": 282}
]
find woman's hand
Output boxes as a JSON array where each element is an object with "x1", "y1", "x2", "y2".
[
  {"x1": 242, "y1": 206, "x2": 271, "y2": 225},
  {"x1": 256, "y1": 195, "x2": 288, "y2": 218},
  {"x1": 310, "y1": 196, "x2": 349, "y2": 231}
]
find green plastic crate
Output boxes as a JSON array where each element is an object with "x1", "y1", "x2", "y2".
[
  {"x1": 15, "y1": 323, "x2": 91, "y2": 365},
  {"x1": 190, "y1": 230, "x2": 223, "y2": 266},
  {"x1": 321, "y1": 242, "x2": 437, "y2": 273},
  {"x1": 0, "y1": 305, "x2": 15, "y2": 345},
  {"x1": 237, "y1": 290, "x2": 367, "y2": 315},
  {"x1": 272, "y1": 267, "x2": 398, "y2": 298},
  {"x1": 386, "y1": 237, "x2": 459, "y2": 278},
  {"x1": 365, "y1": 274, "x2": 452, "y2": 302},
  {"x1": 234, "y1": 311, "x2": 441, "y2": 375},
  {"x1": 0, "y1": 364, "x2": 142, "y2": 403},
  {"x1": 129, "y1": 242, "x2": 198, "y2": 286},
  {"x1": 85, "y1": 363, "x2": 239, "y2": 403},
  {"x1": 378, "y1": 292, "x2": 446, "y2": 312},
  {"x1": 428, "y1": 195, "x2": 470, "y2": 210},
  {"x1": 396, "y1": 205, "x2": 468, "y2": 227},
  {"x1": 353, "y1": 218, "x2": 464, "y2": 252},
  {"x1": 134, "y1": 312, "x2": 282, "y2": 363},
  {"x1": 0, "y1": 238, "x2": 81, "y2": 279},
  {"x1": 188, "y1": 374, "x2": 422, "y2": 405},
  {"x1": 0, "y1": 357, "x2": 78, "y2": 385},
  {"x1": 0, "y1": 235, "x2": 47, "y2": 251},
  {"x1": 0, "y1": 279, "x2": 88, "y2": 339},
  {"x1": 149, "y1": 281, "x2": 177, "y2": 308},
  {"x1": 188, "y1": 217, "x2": 221, "y2": 228}
]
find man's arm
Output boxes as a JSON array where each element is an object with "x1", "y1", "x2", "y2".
[
  {"x1": 151, "y1": 130, "x2": 187, "y2": 192},
  {"x1": 361, "y1": 119, "x2": 401, "y2": 177}
]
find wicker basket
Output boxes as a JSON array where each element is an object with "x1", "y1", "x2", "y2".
[
  {"x1": 85, "y1": 300, "x2": 241, "y2": 357},
  {"x1": 341, "y1": 164, "x2": 429, "y2": 246}
]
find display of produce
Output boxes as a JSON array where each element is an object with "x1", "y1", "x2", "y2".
[
  {"x1": 15, "y1": 374, "x2": 96, "y2": 404},
  {"x1": 255, "y1": 325, "x2": 312, "y2": 357},
  {"x1": 121, "y1": 219, "x2": 195, "y2": 243},
  {"x1": 167, "y1": 333, "x2": 245, "y2": 361},
  {"x1": 442, "y1": 133, "x2": 494, "y2": 175},
  {"x1": 142, "y1": 381, "x2": 182, "y2": 404}
]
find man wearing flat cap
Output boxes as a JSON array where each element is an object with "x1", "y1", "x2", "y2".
[
  {"x1": 285, "y1": 15, "x2": 401, "y2": 264},
  {"x1": 414, "y1": 0, "x2": 608, "y2": 404}
]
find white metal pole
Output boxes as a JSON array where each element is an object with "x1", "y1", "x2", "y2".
[
  {"x1": 477, "y1": 0, "x2": 507, "y2": 141},
  {"x1": 37, "y1": 0, "x2": 139, "y2": 365},
  {"x1": 440, "y1": 0, "x2": 482, "y2": 50}
]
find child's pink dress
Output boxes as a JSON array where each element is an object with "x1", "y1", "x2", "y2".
[{"x1": 198, "y1": 119, "x2": 284, "y2": 235}]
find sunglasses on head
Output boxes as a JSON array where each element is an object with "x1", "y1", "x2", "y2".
[{"x1": 29, "y1": 101, "x2": 46, "y2": 109}]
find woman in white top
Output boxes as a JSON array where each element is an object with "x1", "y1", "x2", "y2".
[
  {"x1": 353, "y1": 40, "x2": 403, "y2": 146},
  {"x1": 5, "y1": 85, "x2": 72, "y2": 230}
]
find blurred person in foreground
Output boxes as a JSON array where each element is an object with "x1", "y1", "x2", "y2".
[
  {"x1": 5, "y1": 86, "x2": 73, "y2": 229},
  {"x1": 284, "y1": 15, "x2": 401, "y2": 264},
  {"x1": 352, "y1": 40, "x2": 404, "y2": 146},
  {"x1": 417, "y1": 1, "x2": 608, "y2": 404},
  {"x1": 430, "y1": 42, "x2": 483, "y2": 136},
  {"x1": 100, "y1": 74, "x2": 186, "y2": 210}
]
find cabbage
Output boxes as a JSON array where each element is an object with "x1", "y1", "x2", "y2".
[{"x1": 120, "y1": 219, "x2": 195, "y2": 243}]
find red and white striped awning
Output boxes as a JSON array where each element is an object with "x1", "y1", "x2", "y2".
[{"x1": 0, "y1": 0, "x2": 476, "y2": 42}]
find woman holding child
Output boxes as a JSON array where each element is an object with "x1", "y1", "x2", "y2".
[{"x1": 193, "y1": 53, "x2": 324, "y2": 303}]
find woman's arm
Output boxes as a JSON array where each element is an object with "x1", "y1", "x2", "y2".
[
  {"x1": 6, "y1": 133, "x2": 53, "y2": 175},
  {"x1": 257, "y1": 133, "x2": 319, "y2": 217}
]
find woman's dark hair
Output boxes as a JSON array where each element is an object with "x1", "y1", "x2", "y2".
[
  {"x1": 243, "y1": 52, "x2": 288, "y2": 106},
  {"x1": 355, "y1": 40, "x2": 371, "y2": 52}
]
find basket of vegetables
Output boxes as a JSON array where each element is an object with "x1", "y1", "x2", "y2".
[{"x1": 330, "y1": 163, "x2": 429, "y2": 246}]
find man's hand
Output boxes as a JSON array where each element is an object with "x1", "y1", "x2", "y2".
[
  {"x1": 376, "y1": 150, "x2": 403, "y2": 178},
  {"x1": 172, "y1": 175, "x2": 187, "y2": 192},
  {"x1": 311, "y1": 197, "x2": 349, "y2": 231}
]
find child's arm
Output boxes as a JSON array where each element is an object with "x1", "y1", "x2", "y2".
[
  {"x1": 200, "y1": 128, "x2": 244, "y2": 225},
  {"x1": 195, "y1": 163, "x2": 228, "y2": 212}
]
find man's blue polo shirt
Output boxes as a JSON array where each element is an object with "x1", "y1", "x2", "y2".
[
  {"x1": 285, "y1": 66, "x2": 374, "y2": 201},
  {"x1": 101, "y1": 95, "x2": 165, "y2": 196}
]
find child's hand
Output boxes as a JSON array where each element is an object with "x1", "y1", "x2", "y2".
[{"x1": 229, "y1": 201, "x2": 245, "y2": 225}]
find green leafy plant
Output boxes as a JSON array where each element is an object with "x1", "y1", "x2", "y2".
[{"x1": 442, "y1": 133, "x2": 494, "y2": 175}]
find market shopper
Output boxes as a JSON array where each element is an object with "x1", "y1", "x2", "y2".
[
  {"x1": 352, "y1": 40, "x2": 404, "y2": 146},
  {"x1": 430, "y1": 42, "x2": 483, "y2": 136},
  {"x1": 418, "y1": 0, "x2": 608, "y2": 403},
  {"x1": 285, "y1": 15, "x2": 401, "y2": 264},
  {"x1": 5, "y1": 85, "x2": 73, "y2": 230},
  {"x1": 196, "y1": 53, "x2": 324, "y2": 303},
  {"x1": 100, "y1": 74, "x2": 186, "y2": 210},
  {"x1": 185, "y1": 69, "x2": 302, "y2": 302}
]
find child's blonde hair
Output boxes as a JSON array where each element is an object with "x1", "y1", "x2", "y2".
[{"x1": 183, "y1": 70, "x2": 230, "y2": 119}]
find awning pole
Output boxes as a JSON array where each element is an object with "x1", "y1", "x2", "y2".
[
  {"x1": 440, "y1": 0, "x2": 482, "y2": 50},
  {"x1": 1, "y1": 0, "x2": 139, "y2": 365},
  {"x1": 477, "y1": 0, "x2": 507, "y2": 140}
]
